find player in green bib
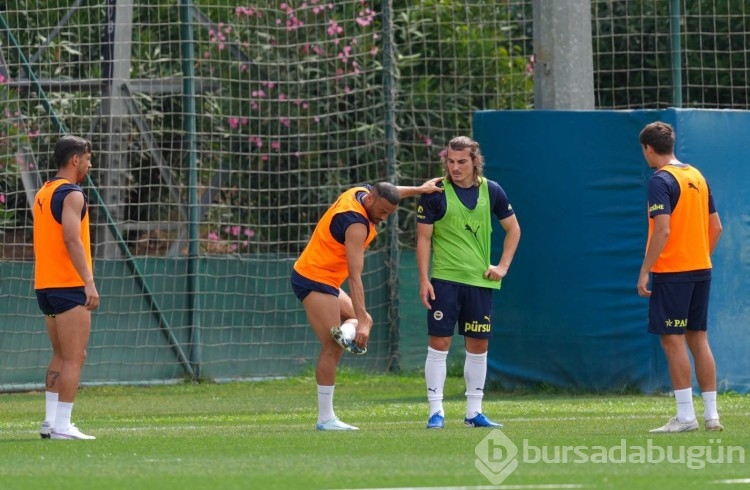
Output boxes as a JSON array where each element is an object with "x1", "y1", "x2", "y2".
[{"x1": 417, "y1": 136, "x2": 521, "y2": 429}]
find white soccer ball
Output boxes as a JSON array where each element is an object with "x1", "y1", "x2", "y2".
[{"x1": 340, "y1": 323, "x2": 356, "y2": 341}]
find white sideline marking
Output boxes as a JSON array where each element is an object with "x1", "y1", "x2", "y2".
[
  {"x1": 334, "y1": 485, "x2": 585, "y2": 490},
  {"x1": 713, "y1": 479, "x2": 750, "y2": 484}
]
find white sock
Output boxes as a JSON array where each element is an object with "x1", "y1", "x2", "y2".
[
  {"x1": 317, "y1": 385, "x2": 335, "y2": 423},
  {"x1": 465, "y1": 351, "x2": 488, "y2": 418},
  {"x1": 702, "y1": 391, "x2": 719, "y2": 420},
  {"x1": 45, "y1": 391, "x2": 58, "y2": 424},
  {"x1": 674, "y1": 387, "x2": 695, "y2": 422},
  {"x1": 425, "y1": 347, "x2": 448, "y2": 416},
  {"x1": 55, "y1": 401, "x2": 74, "y2": 432}
]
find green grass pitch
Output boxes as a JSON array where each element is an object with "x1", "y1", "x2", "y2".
[{"x1": 1, "y1": 371, "x2": 748, "y2": 490}]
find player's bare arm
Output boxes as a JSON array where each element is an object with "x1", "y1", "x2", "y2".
[
  {"x1": 637, "y1": 213, "x2": 670, "y2": 297},
  {"x1": 397, "y1": 177, "x2": 444, "y2": 199},
  {"x1": 344, "y1": 222, "x2": 372, "y2": 347},
  {"x1": 485, "y1": 214, "x2": 521, "y2": 281},
  {"x1": 416, "y1": 222, "x2": 435, "y2": 309},
  {"x1": 708, "y1": 212, "x2": 722, "y2": 254},
  {"x1": 61, "y1": 191, "x2": 99, "y2": 310}
]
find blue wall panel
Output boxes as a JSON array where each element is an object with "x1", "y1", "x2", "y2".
[{"x1": 475, "y1": 109, "x2": 750, "y2": 393}]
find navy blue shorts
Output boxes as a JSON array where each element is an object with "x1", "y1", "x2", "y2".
[
  {"x1": 426, "y1": 279, "x2": 493, "y2": 339},
  {"x1": 36, "y1": 287, "x2": 86, "y2": 317},
  {"x1": 290, "y1": 269, "x2": 339, "y2": 301},
  {"x1": 648, "y1": 277, "x2": 711, "y2": 335}
]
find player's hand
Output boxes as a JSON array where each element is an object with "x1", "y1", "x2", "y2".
[
  {"x1": 84, "y1": 283, "x2": 100, "y2": 311},
  {"x1": 419, "y1": 281, "x2": 435, "y2": 309},
  {"x1": 637, "y1": 271, "x2": 651, "y2": 297},
  {"x1": 484, "y1": 264, "x2": 507, "y2": 281},
  {"x1": 354, "y1": 318, "x2": 372, "y2": 350},
  {"x1": 420, "y1": 177, "x2": 444, "y2": 194}
]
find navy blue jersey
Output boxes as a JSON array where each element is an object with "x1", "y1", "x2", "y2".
[
  {"x1": 648, "y1": 166, "x2": 715, "y2": 283},
  {"x1": 648, "y1": 166, "x2": 716, "y2": 218},
  {"x1": 329, "y1": 186, "x2": 372, "y2": 244},
  {"x1": 49, "y1": 177, "x2": 87, "y2": 224},
  {"x1": 417, "y1": 179, "x2": 514, "y2": 225}
]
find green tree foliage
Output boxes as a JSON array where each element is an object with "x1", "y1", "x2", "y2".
[
  {"x1": 593, "y1": 0, "x2": 749, "y2": 109},
  {"x1": 1, "y1": 0, "x2": 746, "y2": 255},
  {"x1": 390, "y1": 0, "x2": 532, "y2": 245}
]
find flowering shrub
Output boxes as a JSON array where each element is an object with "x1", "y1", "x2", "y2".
[
  {"x1": 193, "y1": 0, "x2": 385, "y2": 254},
  {"x1": 0, "y1": 1, "x2": 532, "y2": 255}
]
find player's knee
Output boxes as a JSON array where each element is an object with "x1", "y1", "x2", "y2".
[
  {"x1": 429, "y1": 336, "x2": 451, "y2": 351},
  {"x1": 321, "y1": 341, "x2": 344, "y2": 359}
]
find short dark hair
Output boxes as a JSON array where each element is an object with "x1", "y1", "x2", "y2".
[
  {"x1": 54, "y1": 135, "x2": 93, "y2": 169},
  {"x1": 639, "y1": 122, "x2": 675, "y2": 155},
  {"x1": 372, "y1": 182, "x2": 400, "y2": 205}
]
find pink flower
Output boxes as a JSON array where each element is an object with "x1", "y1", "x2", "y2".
[
  {"x1": 228, "y1": 117, "x2": 239, "y2": 129},
  {"x1": 356, "y1": 8, "x2": 375, "y2": 27},
  {"x1": 327, "y1": 19, "x2": 343, "y2": 37},
  {"x1": 0, "y1": 194, "x2": 5, "y2": 204},
  {"x1": 271, "y1": 141, "x2": 281, "y2": 151},
  {"x1": 244, "y1": 228, "x2": 255, "y2": 237},
  {"x1": 338, "y1": 45, "x2": 353, "y2": 64},
  {"x1": 208, "y1": 231, "x2": 219, "y2": 241},
  {"x1": 235, "y1": 6, "x2": 256, "y2": 17}
]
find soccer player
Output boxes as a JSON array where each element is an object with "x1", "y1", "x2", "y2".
[
  {"x1": 291, "y1": 178, "x2": 443, "y2": 431},
  {"x1": 33, "y1": 135, "x2": 99, "y2": 440},
  {"x1": 637, "y1": 121, "x2": 724, "y2": 433},
  {"x1": 417, "y1": 136, "x2": 521, "y2": 429}
]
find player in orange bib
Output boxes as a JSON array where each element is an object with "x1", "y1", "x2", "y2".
[
  {"x1": 637, "y1": 122, "x2": 724, "y2": 433},
  {"x1": 33, "y1": 135, "x2": 99, "y2": 440},
  {"x1": 292, "y1": 178, "x2": 443, "y2": 431}
]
